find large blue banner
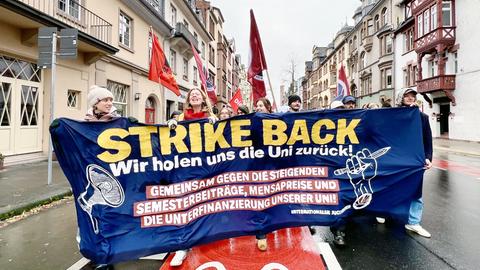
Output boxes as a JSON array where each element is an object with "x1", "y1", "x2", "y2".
[{"x1": 50, "y1": 107, "x2": 425, "y2": 264}]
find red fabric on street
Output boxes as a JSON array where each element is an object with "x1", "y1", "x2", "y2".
[
  {"x1": 229, "y1": 88, "x2": 243, "y2": 112},
  {"x1": 148, "y1": 31, "x2": 180, "y2": 96},
  {"x1": 160, "y1": 227, "x2": 326, "y2": 270},
  {"x1": 248, "y1": 9, "x2": 268, "y2": 103},
  {"x1": 183, "y1": 108, "x2": 208, "y2": 120}
]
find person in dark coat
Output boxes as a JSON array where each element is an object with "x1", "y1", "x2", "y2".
[{"x1": 396, "y1": 88, "x2": 432, "y2": 238}]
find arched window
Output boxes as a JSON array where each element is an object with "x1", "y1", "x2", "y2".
[
  {"x1": 375, "y1": 14, "x2": 380, "y2": 31},
  {"x1": 145, "y1": 96, "x2": 156, "y2": 124},
  {"x1": 353, "y1": 35, "x2": 357, "y2": 49},
  {"x1": 360, "y1": 52, "x2": 366, "y2": 69},
  {"x1": 381, "y1": 7, "x2": 388, "y2": 26},
  {"x1": 324, "y1": 96, "x2": 329, "y2": 107}
]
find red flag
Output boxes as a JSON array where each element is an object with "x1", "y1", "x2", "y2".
[
  {"x1": 148, "y1": 31, "x2": 180, "y2": 96},
  {"x1": 229, "y1": 88, "x2": 243, "y2": 112},
  {"x1": 335, "y1": 64, "x2": 350, "y2": 100},
  {"x1": 248, "y1": 10, "x2": 267, "y2": 103},
  {"x1": 191, "y1": 42, "x2": 217, "y2": 103}
]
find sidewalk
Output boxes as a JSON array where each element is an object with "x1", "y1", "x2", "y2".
[
  {"x1": 0, "y1": 161, "x2": 71, "y2": 218},
  {"x1": 1, "y1": 138, "x2": 479, "y2": 219}
]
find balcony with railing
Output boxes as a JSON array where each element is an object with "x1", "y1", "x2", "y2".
[
  {"x1": 417, "y1": 74, "x2": 455, "y2": 93},
  {"x1": 16, "y1": 0, "x2": 112, "y2": 45},
  {"x1": 171, "y1": 22, "x2": 198, "y2": 59},
  {"x1": 415, "y1": 26, "x2": 456, "y2": 53}
]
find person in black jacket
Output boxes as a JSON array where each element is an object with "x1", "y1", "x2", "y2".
[{"x1": 397, "y1": 88, "x2": 433, "y2": 238}]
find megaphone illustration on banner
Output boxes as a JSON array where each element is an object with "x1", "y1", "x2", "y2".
[{"x1": 77, "y1": 164, "x2": 125, "y2": 234}]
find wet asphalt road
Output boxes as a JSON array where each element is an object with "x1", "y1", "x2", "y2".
[
  {"x1": 0, "y1": 151, "x2": 479, "y2": 270},
  {"x1": 313, "y1": 151, "x2": 480, "y2": 270}
]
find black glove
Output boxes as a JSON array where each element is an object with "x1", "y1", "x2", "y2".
[
  {"x1": 127, "y1": 116, "x2": 139, "y2": 123},
  {"x1": 50, "y1": 118, "x2": 60, "y2": 128}
]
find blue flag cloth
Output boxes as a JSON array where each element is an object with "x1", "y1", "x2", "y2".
[{"x1": 50, "y1": 107, "x2": 425, "y2": 264}]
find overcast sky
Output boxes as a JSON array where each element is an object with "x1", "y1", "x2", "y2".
[{"x1": 210, "y1": 0, "x2": 360, "y2": 104}]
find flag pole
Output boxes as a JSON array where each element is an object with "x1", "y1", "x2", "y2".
[{"x1": 265, "y1": 70, "x2": 278, "y2": 112}]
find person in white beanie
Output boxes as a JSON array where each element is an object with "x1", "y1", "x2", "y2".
[{"x1": 85, "y1": 85, "x2": 119, "y2": 121}]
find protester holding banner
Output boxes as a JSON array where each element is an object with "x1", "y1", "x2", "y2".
[
  {"x1": 218, "y1": 105, "x2": 233, "y2": 120},
  {"x1": 288, "y1": 94, "x2": 302, "y2": 112},
  {"x1": 83, "y1": 85, "x2": 119, "y2": 270},
  {"x1": 397, "y1": 88, "x2": 433, "y2": 238},
  {"x1": 237, "y1": 105, "x2": 249, "y2": 115},
  {"x1": 168, "y1": 87, "x2": 217, "y2": 266},
  {"x1": 255, "y1": 97, "x2": 273, "y2": 113},
  {"x1": 85, "y1": 85, "x2": 119, "y2": 121},
  {"x1": 342, "y1": 95, "x2": 357, "y2": 109}
]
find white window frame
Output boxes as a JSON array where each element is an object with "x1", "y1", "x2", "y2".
[
  {"x1": 424, "y1": 10, "x2": 430, "y2": 34},
  {"x1": 58, "y1": 0, "x2": 81, "y2": 20},
  {"x1": 418, "y1": 15, "x2": 423, "y2": 37},
  {"x1": 170, "y1": 49, "x2": 177, "y2": 74},
  {"x1": 183, "y1": 58, "x2": 189, "y2": 81},
  {"x1": 170, "y1": 5, "x2": 177, "y2": 26},
  {"x1": 442, "y1": 1, "x2": 452, "y2": 26},
  {"x1": 67, "y1": 89, "x2": 80, "y2": 109},
  {"x1": 431, "y1": 5, "x2": 438, "y2": 29},
  {"x1": 119, "y1": 11, "x2": 132, "y2": 48}
]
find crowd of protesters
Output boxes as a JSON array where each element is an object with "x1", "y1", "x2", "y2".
[{"x1": 81, "y1": 85, "x2": 432, "y2": 268}]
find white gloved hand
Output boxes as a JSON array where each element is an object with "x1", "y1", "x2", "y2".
[
  {"x1": 167, "y1": 119, "x2": 178, "y2": 130},
  {"x1": 208, "y1": 116, "x2": 218, "y2": 124}
]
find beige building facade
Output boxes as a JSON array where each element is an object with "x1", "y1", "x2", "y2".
[{"x1": 0, "y1": 0, "x2": 240, "y2": 165}]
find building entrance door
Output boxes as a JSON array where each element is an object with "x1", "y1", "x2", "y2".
[
  {"x1": 0, "y1": 55, "x2": 43, "y2": 156},
  {"x1": 439, "y1": 104, "x2": 450, "y2": 137}
]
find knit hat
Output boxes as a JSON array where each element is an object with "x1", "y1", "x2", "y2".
[
  {"x1": 288, "y1": 94, "x2": 301, "y2": 106},
  {"x1": 87, "y1": 85, "x2": 113, "y2": 108},
  {"x1": 330, "y1": 100, "x2": 345, "y2": 109}
]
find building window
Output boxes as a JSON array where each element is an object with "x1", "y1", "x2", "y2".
[
  {"x1": 201, "y1": 42, "x2": 206, "y2": 59},
  {"x1": 454, "y1": 52, "x2": 458, "y2": 73},
  {"x1": 424, "y1": 10, "x2": 430, "y2": 34},
  {"x1": 58, "y1": 0, "x2": 81, "y2": 20},
  {"x1": 67, "y1": 90, "x2": 80, "y2": 108},
  {"x1": 442, "y1": 1, "x2": 452, "y2": 26},
  {"x1": 361, "y1": 76, "x2": 372, "y2": 95},
  {"x1": 428, "y1": 60, "x2": 437, "y2": 77},
  {"x1": 20, "y1": 85, "x2": 39, "y2": 126},
  {"x1": 404, "y1": 29, "x2": 414, "y2": 52},
  {"x1": 360, "y1": 52, "x2": 366, "y2": 69},
  {"x1": 406, "y1": 2, "x2": 412, "y2": 18},
  {"x1": 403, "y1": 68, "x2": 409, "y2": 87},
  {"x1": 418, "y1": 14, "x2": 423, "y2": 37},
  {"x1": 386, "y1": 34, "x2": 392, "y2": 54},
  {"x1": 0, "y1": 82, "x2": 12, "y2": 126},
  {"x1": 367, "y1": 19, "x2": 374, "y2": 35},
  {"x1": 194, "y1": 32, "x2": 198, "y2": 41},
  {"x1": 209, "y1": 45, "x2": 215, "y2": 65},
  {"x1": 431, "y1": 5, "x2": 437, "y2": 29},
  {"x1": 381, "y1": 7, "x2": 387, "y2": 26},
  {"x1": 183, "y1": 19, "x2": 189, "y2": 30},
  {"x1": 380, "y1": 34, "x2": 392, "y2": 55},
  {"x1": 183, "y1": 58, "x2": 188, "y2": 80},
  {"x1": 374, "y1": 15, "x2": 380, "y2": 32},
  {"x1": 381, "y1": 68, "x2": 392, "y2": 89},
  {"x1": 107, "y1": 80, "x2": 129, "y2": 117},
  {"x1": 145, "y1": 0, "x2": 164, "y2": 15},
  {"x1": 170, "y1": 49, "x2": 177, "y2": 74},
  {"x1": 170, "y1": 4, "x2": 177, "y2": 26},
  {"x1": 413, "y1": 65, "x2": 418, "y2": 84},
  {"x1": 119, "y1": 12, "x2": 132, "y2": 48},
  {"x1": 193, "y1": 66, "x2": 198, "y2": 84}
]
